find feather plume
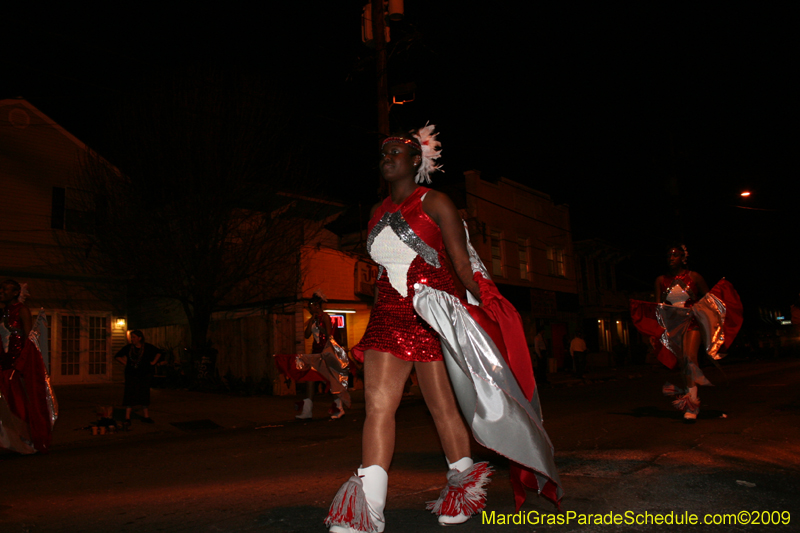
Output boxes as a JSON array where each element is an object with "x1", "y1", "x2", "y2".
[
  {"x1": 412, "y1": 122, "x2": 443, "y2": 184},
  {"x1": 18, "y1": 282, "x2": 30, "y2": 303}
]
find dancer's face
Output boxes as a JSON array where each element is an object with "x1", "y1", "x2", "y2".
[
  {"x1": 0, "y1": 283, "x2": 19, "y2": 304},
  {"x1": 380, "y1": 141, "x2": 420, "y2": 182},
  {"x1": 667, "y1": 248, "x2": 685, "y2": 268}
]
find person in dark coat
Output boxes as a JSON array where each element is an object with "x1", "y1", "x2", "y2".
[{"x1": 114, "y1": 330, "x2": 162, "y2": 428}]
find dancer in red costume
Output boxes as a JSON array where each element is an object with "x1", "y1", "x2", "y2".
[
  {"x1": 656, "y1": 246, "x2": 709, "y2": 422},
  {"x1": 293, "y1": 292, "x2": 351, "y2": 420},
  {"x1": 0, "y1": 280, "x2": 56, "y2": 454},
  {"x1": 631, "y1": 245, "x2": 743, "y2": 423},
  {"x1": 325, "y1": 126, "x2": 561, "y2": 533}
]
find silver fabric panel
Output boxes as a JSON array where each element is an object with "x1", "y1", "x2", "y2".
[
  {"x1": 366, "y1": 211, "x2": 440, "y2": 269},
  {"x1": 413, "y1": 283, "x2": 562, "y2": 499},
  {"x1": 655, "y1": 303, "x2": 691, "y2": 356},
  {"x1": 0, "y1": 391, "x2": 36, "y2": 454},
  {"x1": 656, "y1": 293, "x2": 729, "y2": 362},
  {"x1": 44, "y1": 371, "x2": 59, "y2": 427},
  {"x1": 692, "y1": 293, "x2": 727, "y2": 359},
  {"x1": 294, "y1": 340, "x2": 350, "y2": 393},
  {"x1": 463, "y1": 221, "x2": 490, "y2": 286},
  {"x1": 32, "y1": 311, "x2": 50, "y2": 373}
]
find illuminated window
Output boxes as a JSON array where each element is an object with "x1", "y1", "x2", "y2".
[{"x1": 490, "y1": 229, "x2": 504, "y2": 277}]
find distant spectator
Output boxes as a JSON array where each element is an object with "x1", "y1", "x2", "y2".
[
  {"x1": 570, "y1": 333, "x2": 588, "y2": 379},
  {"x1": 115, "y1": 330, "x2": 162, "y2": 428}
]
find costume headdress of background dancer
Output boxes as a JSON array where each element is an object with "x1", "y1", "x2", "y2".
[
  {"x1": 669, "y1": 244, "x2": 689, "y2": 265},
  {"x1": 381, "y1": 122, "x2": 444, "y2": 184}
]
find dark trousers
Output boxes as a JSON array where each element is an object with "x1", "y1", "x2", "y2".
[{"x1": 573, "y1": 351, "x2": 587, "y2": 378}]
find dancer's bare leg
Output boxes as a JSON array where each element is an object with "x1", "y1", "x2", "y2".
[
  {"x1": 362, "y1": 350, "x2": 414, "y2": 470},
  {"x1": 415, "y1": 360, "x2": 471, "y2": 463},
  {"x1": 682, "y1": 329, "x2": 702, "y2": 389}
]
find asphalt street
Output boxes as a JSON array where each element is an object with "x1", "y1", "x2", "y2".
[{"x1": 2, "y1": 357, "x2": 799, "y2": 532}]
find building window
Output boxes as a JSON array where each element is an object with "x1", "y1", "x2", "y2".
[
  {"x1": 517, "y1": 237, "x2": 530, "y2": 281},
  {"x1": 490, "y1": 229, "x2": 504, "y2": 277},
  {"x1": 61, "y1": 315, "x2": 81, "y2": 376},
  {"x1": 88, "y1": 316, "x2": 108, "y2": 375},
  {"x1": 546, "y1": 247, "x2": 565, "y2": 277},
  {"x1": 51, "y1": 187, "x2": 94, "y2": 233}
]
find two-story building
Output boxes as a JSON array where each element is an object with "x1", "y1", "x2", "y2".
[{"x1": 1, "y1": 98, "x2": 128, "y2": 384}]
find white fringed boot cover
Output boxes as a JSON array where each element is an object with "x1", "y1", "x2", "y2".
[
  {"x1": 327, "y1": 465, "x2": 388, "y2": 533},
  {"x1": 428, "y1": 457, "x2": 493, "y2": 525}
]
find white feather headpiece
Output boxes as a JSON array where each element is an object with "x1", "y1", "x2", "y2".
[
  {"x1": 313, "y1": 291, "x2": 328, "y2": 302},
  {"x1": 412, "y1": 122, "x2": 443, "y2": 184}
]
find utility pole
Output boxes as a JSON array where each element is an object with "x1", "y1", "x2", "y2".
[
  {"x1": 371, "y1": 0, "x2": 390, "y2": 140},
  {"x1": 371, "y1": 0, "x2": 389, "y2": 196}
]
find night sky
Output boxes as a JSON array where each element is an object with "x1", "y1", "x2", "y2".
[{"x1": 3, "y1": 4, "x2": 796, "y2": 313}]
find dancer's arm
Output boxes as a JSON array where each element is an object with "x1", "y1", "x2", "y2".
[
  {"x1": 654, "y1": 276, "x2": 664, "y2": 304},
  {"x1": 422, "y1": 190, "x2": 481, "y2": 302},
  {"x1": 692, "y1": 272, "x2": 709, "y2": 298},
  {"x1": 19, "y1": 304, "x2": 32, "y2": 339}
]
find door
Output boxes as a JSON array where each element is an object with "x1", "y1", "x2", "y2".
[{"x1": 52, "y1": 313, "x2": 112, "y2": 384}]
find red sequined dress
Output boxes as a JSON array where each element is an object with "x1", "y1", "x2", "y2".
[{"x1": 352, "y1": 187, "x2": 456, "y2": 362}]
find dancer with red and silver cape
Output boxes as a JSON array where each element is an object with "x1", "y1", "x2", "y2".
[
  {"x1": 630, "y1": 245, "x2": 742, "y2": 423},
  {"x1": 325, "y1": 125, "x2": 560, "y2": 533}
]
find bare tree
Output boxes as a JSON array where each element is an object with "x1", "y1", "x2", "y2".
[{"x1": 61, "y1": 66, "x2": 325, "y2": 355}]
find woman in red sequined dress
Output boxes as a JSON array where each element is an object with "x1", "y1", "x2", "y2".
[
  {"x1": 325, "y1": 127, "x2": 490, "y2": 533},
  {"x1": 655, "y1": 245, "x2": 710, "y2": 422},
  {"x1": 0, "y1": 279, "x2": 53, "y2": 453}
]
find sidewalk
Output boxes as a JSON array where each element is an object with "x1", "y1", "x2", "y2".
[{"x1": 49, "y1": 365, "x2": 648, "y2": 450}]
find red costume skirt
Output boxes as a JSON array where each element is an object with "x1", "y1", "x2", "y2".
[{"x1": 353, "y1": 256, "x2": 456, "y2": 363}]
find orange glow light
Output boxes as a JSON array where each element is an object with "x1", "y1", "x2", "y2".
[{"x1": 740, "y1": 191, "x2": 751, "y2": 197}]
